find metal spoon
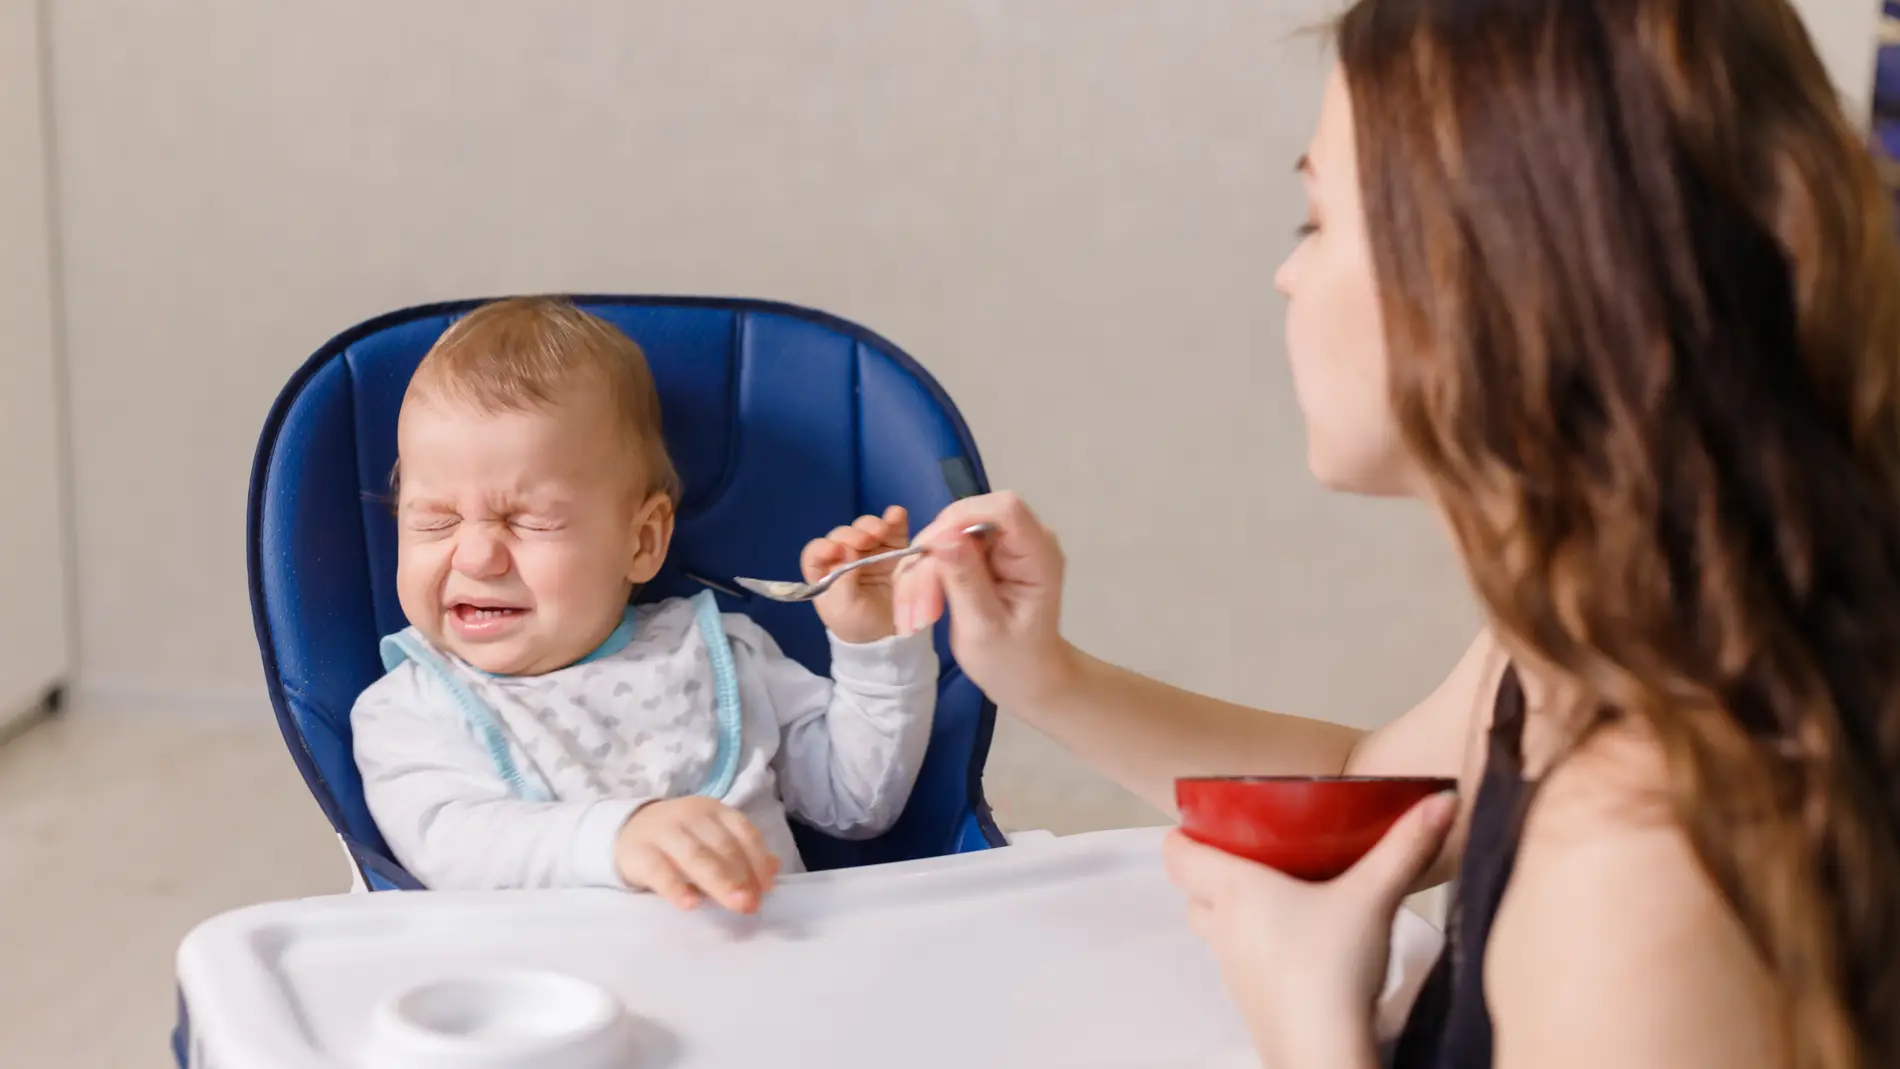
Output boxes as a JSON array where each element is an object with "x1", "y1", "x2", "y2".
[{"x1": 733, "y1": 523, "x2": 996, "y2": 602}]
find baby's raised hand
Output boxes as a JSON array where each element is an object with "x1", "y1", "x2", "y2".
[
  {"x1": 802, "y1": 505, "x2": 910, "y2": 644},
  {"x1": 614, "y1": 797, "x2": 780, "y2": 914}
]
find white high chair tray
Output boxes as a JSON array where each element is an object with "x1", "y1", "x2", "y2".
[{"x1": 177, "y1": 827, "x2": 1441, "y2": 1069}]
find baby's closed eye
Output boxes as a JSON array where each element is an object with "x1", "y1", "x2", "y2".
[
  {"x1": 509, "y1": 514, "x2": 566, "y2": 533},
  {"x1": 404, "y1": 513, "x2": 460, "y2": 533}
]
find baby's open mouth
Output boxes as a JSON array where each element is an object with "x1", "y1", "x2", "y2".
[{"x1": 449, "y1": 602, "x2": 528, "y2": 627}]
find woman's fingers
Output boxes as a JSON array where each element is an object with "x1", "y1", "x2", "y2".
[
  {"x1": 1343, "y1": 791, "x2": 1457, "y2": 909},
  {"x1": 1184, "y1": 899, "x2": 1219, "y2": 942},
  {"x1": 1164, "y1": 830, "x2": 1289, "y2": 909},
  {"x1": 895, "y1": 491, "x2": 1071, "y2": 696},
  {"x1": 893, "y1": 556, "x2": 947, "y2": 636},
  {"x1": 893, "y1": 538, "x2": 1005, "y2": 636},
  {"x1": 931, "y1": 528, "x2": 1008, "y2": 630},
  {"x1": 898, "y1": 493, "x2": 1039, "y2": 631},
  {"x1": 911, "y1": 491, "x2": 1042, "y2": 552}
]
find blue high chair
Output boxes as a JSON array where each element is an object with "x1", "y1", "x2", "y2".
[
  {"x1": 256, "y1": 295, "x2": 1004, "y2": 884},
  {"x1": 171, "y1": 296, "x2": 1004, "y2": 1063}
]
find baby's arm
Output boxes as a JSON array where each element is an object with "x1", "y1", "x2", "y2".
[
  {"x1": 351, "y1": 667, "x2": 646, "y2": 891},
  {"x1": 726, "y1": 615, "x2": 937, "y2": 838}
]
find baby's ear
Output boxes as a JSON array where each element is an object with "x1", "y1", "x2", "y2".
[{"x1": 627, "y1": 492, "x2": 676, "y2": 584}]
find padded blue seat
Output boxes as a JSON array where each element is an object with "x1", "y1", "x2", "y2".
[{"x1": 249, "y1": 296, "x2": 1003, "y2": 890}]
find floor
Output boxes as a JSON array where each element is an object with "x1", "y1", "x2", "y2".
[{"x1": 0, "y1": 705, "x2": 1165, "y2": 1068}]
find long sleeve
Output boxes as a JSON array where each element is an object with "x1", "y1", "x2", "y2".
[
  {"x1": 725, "y1": 615, "x2": 938, "y2": 839},
  {"x1": 351, "y1": 666, "x2": 649, "y2": 891}
]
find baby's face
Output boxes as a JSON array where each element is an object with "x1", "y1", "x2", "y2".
[{"x1": 394, "y1": 391, "x2": 671, "y2": 675}]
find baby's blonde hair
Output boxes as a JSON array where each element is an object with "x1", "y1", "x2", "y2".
[{"x1": 406, "y1": 296, "x2": 682, "y2": 504}]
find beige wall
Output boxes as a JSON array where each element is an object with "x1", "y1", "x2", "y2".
[
  {"x1": 0, "y1": 0, "x2": 71, "y2": 725},
  {"x1": 48, "y1": 0, "x2": 1475, "y2": 732},
  {"x1": 42, "y1": 0, "x2": 1883, "y2": 821}
]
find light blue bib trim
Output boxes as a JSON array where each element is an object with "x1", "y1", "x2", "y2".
[
  {"x1": 689, "y1": 590, "x2": 744, "y2": 800},
  {"x1": 377, "y1": 591, "x2": 744, "y2": 802},
  {"x1": 574, "y1": 609, "x2": 640, "y2": 668},
  {"x1": 379, "y1": 629, "x2": 555, "y2": 803}
]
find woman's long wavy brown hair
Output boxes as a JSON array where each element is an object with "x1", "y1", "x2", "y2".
[{"x1": 1336, "y1": 0, "x2": 1900, "y2": 1065}]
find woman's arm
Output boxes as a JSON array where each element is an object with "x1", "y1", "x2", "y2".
[
  {"x1": 897, "y1": 493, "x2": 1503, "y2": 816},
  {"x1": 1017, "y1": 629, "x2": 1502, "y2": 815}
]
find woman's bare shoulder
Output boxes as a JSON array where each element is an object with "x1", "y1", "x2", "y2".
[
  {"x1": 1351, "y1": 627, "x2": 1509, "y2": 775},
  {"x1": 1486, "y1": 723, "x2": 1782, "y2": 1068},
  {"x1": 1348, "y1": 628, "x2": 1508, "y2": 888}
]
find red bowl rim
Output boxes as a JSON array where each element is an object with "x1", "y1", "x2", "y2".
[{"x1": 1175, "y1": 775, "x2": 1458, "y2": 786}]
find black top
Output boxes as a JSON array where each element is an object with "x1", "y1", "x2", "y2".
[{"x1": 1391, "y1": 666, "x2": 1531, "y2": 1069}]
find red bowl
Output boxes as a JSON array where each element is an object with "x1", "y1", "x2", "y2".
[{"x1": 1175, "y1": 775, "x2": 1456, "y2": 881}]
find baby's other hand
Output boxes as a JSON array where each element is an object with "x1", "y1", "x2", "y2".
[
  {"x1": 803, "y1": 505, "x2": 909, "y2": 645},
  {"x1": 614, "y1": 797, "x2": 780, "y2": 913}
]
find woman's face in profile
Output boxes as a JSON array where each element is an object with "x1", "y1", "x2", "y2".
[{"x1": 1275, "y1": 67, "x2": 1414, "y2": 498}]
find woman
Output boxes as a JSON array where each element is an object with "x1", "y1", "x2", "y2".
[{"x1": 892, "y1": 1, "x2": 1900, "y2": 1066}]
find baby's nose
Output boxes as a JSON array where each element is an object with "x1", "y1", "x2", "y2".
[{"x1": 450, "y1": 527, "x2": 511, "y2": 578}]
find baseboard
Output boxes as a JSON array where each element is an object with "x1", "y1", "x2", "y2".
[
  {"x1": 70, "y1": 679, "x2": 267, "y2": 722},
  {"x1": 0, "y1": 684, "x2": 61, "y2": 746}
]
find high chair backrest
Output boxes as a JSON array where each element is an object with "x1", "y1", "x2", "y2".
[{"x1": 248, "y1": 297, "x2": 1003, "y2": 888}]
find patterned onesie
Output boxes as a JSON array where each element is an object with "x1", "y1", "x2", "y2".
[{"x1": 351, "y1": 591, "x2": 938, "y2": 890}]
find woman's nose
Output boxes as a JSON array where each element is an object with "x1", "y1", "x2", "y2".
[
  {"x1": 1274, "y1": 252, "x2": 1296, "y2": 297},
  {"x1": 450, "y1": 525, "x2": 510, "y2": 579}
]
